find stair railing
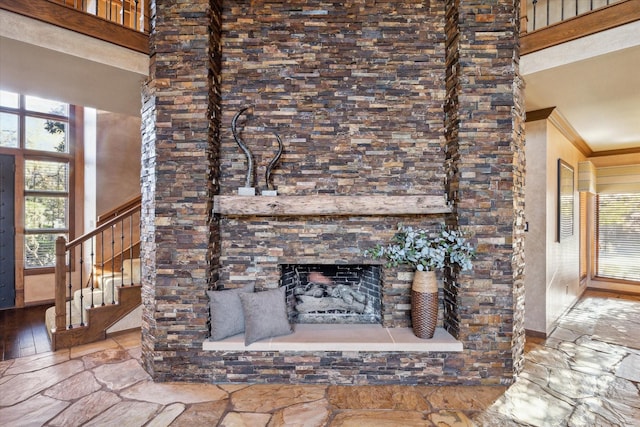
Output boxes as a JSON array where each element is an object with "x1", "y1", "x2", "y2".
[{"x1": 54, "y1": 199, "x2": 141, "y2": 332}]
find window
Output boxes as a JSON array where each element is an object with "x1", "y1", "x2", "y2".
[
  {"x1": 0, "y1": 90, "x2": 74, "y2": 271},
  {"x1": 24, "y1": 160, "x2": 70, "y2": 268},
  {"x1": 0, "y1": 91, "x2": 19, "y2": 148},
  {"x1": 596, "y1": 193, "x2": 640, "y2": 282}
]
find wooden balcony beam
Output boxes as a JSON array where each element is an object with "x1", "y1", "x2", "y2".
[
  {"x1": 521, "y1": 0, "x2": 640, "y2": 55},
  {"x1": 0, "y1": 0, "x2": 148, "y2": 54}
]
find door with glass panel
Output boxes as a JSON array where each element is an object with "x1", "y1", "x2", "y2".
[{"x1": 0, "y1": 154, "x2": 15, "y2": 309}]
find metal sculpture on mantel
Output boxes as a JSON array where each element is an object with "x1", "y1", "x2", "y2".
[
  {"x1": 231, "y1": 106, "x2": 284, "y2": 196},
  {"x1": 263, "y1": 132, "x2": 283, "y2": 195},
  {"x1": 231, "y1": 107, "x2": 254, "y2": 194}
]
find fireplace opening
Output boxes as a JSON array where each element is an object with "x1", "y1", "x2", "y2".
[{"x1": 280, "y1": 264, "x2": 382, "y2": 324}]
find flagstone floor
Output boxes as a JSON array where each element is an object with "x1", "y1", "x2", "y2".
[{"x1": 0, "y1": 289, "x2": 638, "y2": 426}]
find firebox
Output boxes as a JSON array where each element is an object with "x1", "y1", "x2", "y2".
[{"x1": 280, "y1": 264, "x2": 382, "y2": 324}]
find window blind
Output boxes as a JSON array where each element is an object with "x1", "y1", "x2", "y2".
[
  {"x1": 579, "y1": 192, "x2": 587, "y2": 280},
  {"x1": 596, "y1": 165, "x2": 640, "y2": 194},
  {"x1": 596, "y1": 193, "x2": 640, "y2": 282}
]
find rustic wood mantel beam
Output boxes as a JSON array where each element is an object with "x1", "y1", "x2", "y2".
[{"x1": 213, "y1": 195, "x2": 451, "y2": 216}]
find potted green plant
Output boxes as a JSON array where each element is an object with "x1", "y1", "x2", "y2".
[{"x1": 365, "y1": 223, "x2": 474, "y2": 338}]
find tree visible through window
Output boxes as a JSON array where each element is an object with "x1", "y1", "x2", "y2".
[
  {"x1": 596, "y1": 193, "x2": 640, "y2": 282},
  {"x1": 24, "y1": 160, "x2": 69, "y2": 268}
]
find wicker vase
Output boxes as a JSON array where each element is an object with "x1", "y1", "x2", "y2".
[{"x1": 411, "y1": 270, "x2": 438, "y2": 339}]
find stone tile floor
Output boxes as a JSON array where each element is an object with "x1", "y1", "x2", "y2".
[{"x1": 0, "y1": 289, "x2": 638, "y2": 426}]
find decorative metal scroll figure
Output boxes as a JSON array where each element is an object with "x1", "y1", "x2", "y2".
[
  {"x1": 231, "y1": 106, "x2": 284, "y2": 195},
  {"x1": 265, "y1": 132, "x2": 283, "y2": 192},
  {"x1": 231, "y1": 107, "x2": 254, "y2": 189}
]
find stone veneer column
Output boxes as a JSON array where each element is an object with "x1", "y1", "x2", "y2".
[
  {"x1": 140, "y1": 0, "x2": 222, "y2": 380},
  {"x1": 444, "y1": 0, "x2": 526, "y2": 383}
]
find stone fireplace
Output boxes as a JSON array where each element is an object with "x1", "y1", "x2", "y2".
[
  {"x1": 214, "y1": 196, "x2": 451, "y2": 330},
  {"x1": 141, "y1": 0, "x2": 526, "y2": 386}
]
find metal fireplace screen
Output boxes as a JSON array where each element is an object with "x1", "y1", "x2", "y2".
[{"x1": 280, "y1": 264, "x2": 381, "y2": 324}]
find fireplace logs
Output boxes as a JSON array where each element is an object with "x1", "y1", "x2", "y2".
[
  {"x1": 295, "y1": 283, "x2": 367, "y2": 313},
  {"x1": 281, "y1": 264, "x2": 381, "y2": 324}
]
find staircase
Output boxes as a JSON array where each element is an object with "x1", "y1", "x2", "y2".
[{"x1": 46, "y1": 196, "x2": 142, "y2": 350}]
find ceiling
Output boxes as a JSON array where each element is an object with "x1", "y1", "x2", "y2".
[{"x1": 521, "y1": 21, "x2": 640, "y2": 154}]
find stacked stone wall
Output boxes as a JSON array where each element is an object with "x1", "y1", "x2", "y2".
[
  {"x1": 141, "y1": 0, "x2": 525, "y2": 385},
  {"x1": 217, "y1": 0, "x2": 448, "y2": 328},
  {"x1": 141, "y1": 0, "x2": 219, "y2": 380},
  {"x1": 219, "y1": 1, "x2": 447, "y2": 195},
  {"x1": 446, "y1": 0, "x2": 526, "y2": 382}
]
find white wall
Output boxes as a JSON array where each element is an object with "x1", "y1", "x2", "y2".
[
  {"x1": 524, "y1": 120, "x2": 547, "y2": 333},
  {"x1": 96, "y1": 111, "x2": 141, "y2": 214},
  {"x1": 544, "y1": 124, "x2": 584, "y2": 332},
  {"x1": 524, "y1": 117, "x2": 586, "y2": 335},
  {"x1": 85, "y1": 108, "x2": 97, "y2": 231}
]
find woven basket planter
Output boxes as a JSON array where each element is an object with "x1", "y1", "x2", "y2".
[{"x1": 411, "y1": 270, "x2": 438, "y2": 339}]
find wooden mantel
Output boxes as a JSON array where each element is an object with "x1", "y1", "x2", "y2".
[{"x1": 213, "y1": 194, "x2": 452, "y2": 216}]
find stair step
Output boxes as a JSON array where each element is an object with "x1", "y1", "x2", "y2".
[
  {"x1": 99, "y1": 276, "x2": 131, "y2": 305},
  {"x1": 98, "y1": 258, "x2": 140, "y2": 304},
  {"x1": 74, "y1": 288, "x2": 110, "y2": 313},
  {"x1": 50, "y1": 284, "x2": 142, "y2": 350}
]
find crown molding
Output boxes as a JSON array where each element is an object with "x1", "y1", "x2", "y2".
[
  {"x1": 526, "y1": 107, "x2": 592, "y2": 157},
  {"x1": 589, "y1": 146, "x2": 640, "y2": 157}
]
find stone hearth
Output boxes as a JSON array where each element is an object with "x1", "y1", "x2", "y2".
[{"x1": 202, "y1": 323, "x2": 462, "y2": 352}]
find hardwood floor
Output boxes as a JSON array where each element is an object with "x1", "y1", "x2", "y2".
[{"x1": 0, "y1": 304, "x2": 52, "y2": 361}]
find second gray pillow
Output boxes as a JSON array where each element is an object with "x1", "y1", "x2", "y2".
[{"x1": 238, "y1": 286, "x2": 293, "y2": 345}]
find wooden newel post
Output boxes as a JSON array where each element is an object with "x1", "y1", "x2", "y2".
[{"x1": 54, "y1": 236, "x2": 67, "y2": 331}]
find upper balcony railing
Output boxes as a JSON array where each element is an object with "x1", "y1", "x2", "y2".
[
  {"x1": 49, "y1": 0, "x2": 149, "y2": 33},
  {"x1": 523, "y1": 0, "x2": 625, "y2": 33},
  {"x1": 520, "y1": 0, "x2": 640, "y2": 54}
]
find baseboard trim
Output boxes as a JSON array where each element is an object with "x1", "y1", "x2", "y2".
[
  {"x1": 107, "y1": 326, "x2": 141, "y2": 338},
  {"x1": 525, "y1": 329, "x2": 547, "y2": 339},
  {"x1": 24, "y1": 299, "x2": 55, "y2": 308}
]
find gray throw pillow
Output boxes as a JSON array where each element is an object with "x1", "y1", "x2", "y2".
[
  {"x1": 207, "y1": 284, "x2": 255, "y2": 340},
  {"x1": 238, "y1": 287, "x2": 293, "y2": 345}
]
